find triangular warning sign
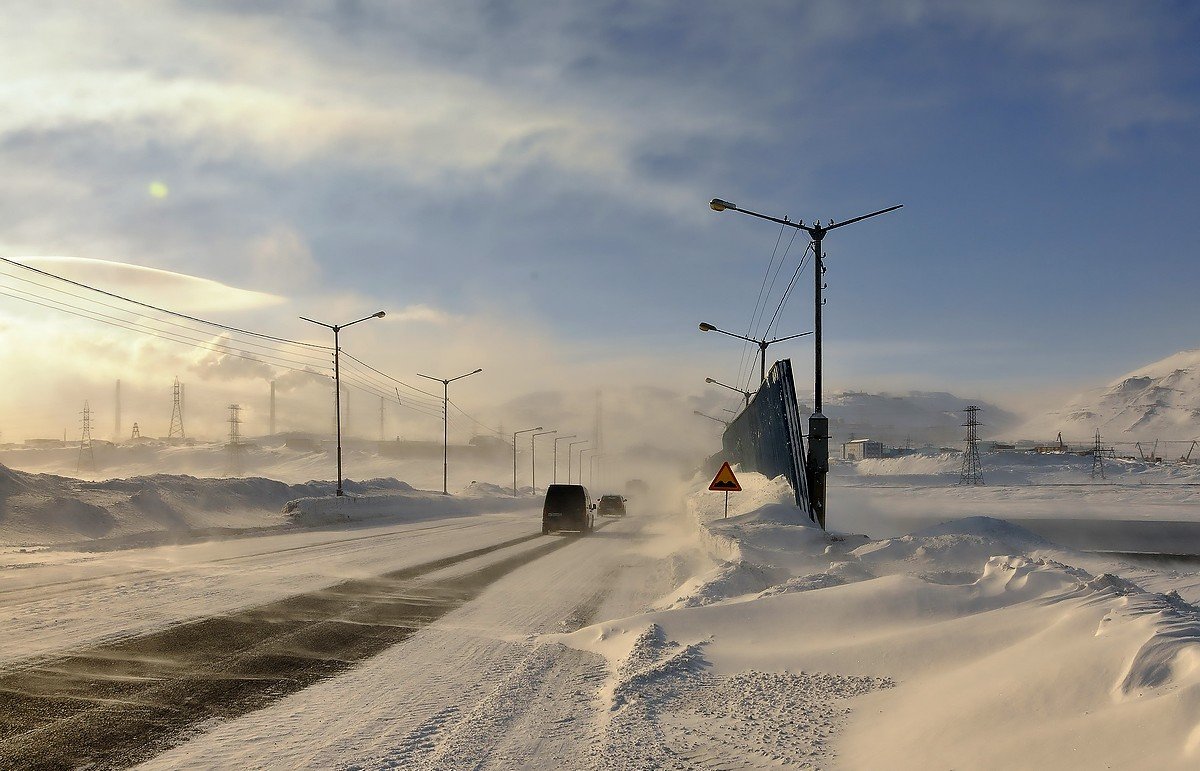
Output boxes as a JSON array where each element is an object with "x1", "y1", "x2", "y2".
[{"x1": 708, "y1": 462, "x2": 741, "y2": 492}]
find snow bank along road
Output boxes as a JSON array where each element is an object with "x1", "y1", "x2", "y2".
[{"x1": 0, "y1": 508, "x2": 698, "y2": 769}]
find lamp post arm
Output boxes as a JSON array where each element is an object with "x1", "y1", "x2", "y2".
[
  {"x1": 341, "y1": 311, "x2": 387, "y2": 329},
  {"x1": 704, "y1": 325, "x2": 761, "y2": 346},
  {"x1": 299, "y1": 316, "x2": 333, "y2": 330},
  {"x1": 722, "y1": 205, "x2": 815, "y2": 235},
  {"x1": 765, "y1": 330, "x2": 815, "y2": 346},
  {"x1": 826, "y1": 204, "x2": 903, "y2": 231},
  {"x1": 448, "y1": 368, "x2": 483, "y2": 383}
]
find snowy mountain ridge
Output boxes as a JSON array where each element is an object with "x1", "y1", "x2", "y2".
[{"x1": 1033, "y1": 347, "x2": 1200, "y2": 440}]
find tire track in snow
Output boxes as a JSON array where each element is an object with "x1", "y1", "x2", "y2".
[{"x1": 0, "y1": 530, "x2": 576, "y2": 769}]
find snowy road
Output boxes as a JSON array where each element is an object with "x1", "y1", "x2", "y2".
[
  {"x1": 0, "y1": 509, "x2": 702, "y2": 769},
  {"x1": 0, "y1": 511, "x2": 537, "y2": 666}
]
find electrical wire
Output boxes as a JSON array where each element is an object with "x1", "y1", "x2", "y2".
[
  {"x1": 763, "y1": 240, "x2": 813, "y2": 340},
  {"x1": 0, "y1": 257, "x2": 330, "y2": 350},
  {"x1": 447, "y1": 399, "x2": 505, "y2": 436},
  {"x1": 0, "y1": 286, "x2": 331, "y2": 375},
  {"x1": 0, "y1": 274, "x2": 333, "y2": 368},
  {"x1": 339, "y1": 350, "x2": 442, "y2": 400}
]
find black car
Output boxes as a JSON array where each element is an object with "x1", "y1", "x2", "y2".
[
  {"x1": 542, "y1": 484, "x2": 595, "y2": 535},
  {"x1": 597, "y1": 494, "x2": 627, "y2": 517}
]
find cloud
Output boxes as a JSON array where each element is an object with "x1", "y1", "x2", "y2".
[
  {"x1": 14, "y1": 256, "x2": 284, "y2": 313},
  {"x1": 385, "y1": 304, "x2": 455, "y2": 325}
]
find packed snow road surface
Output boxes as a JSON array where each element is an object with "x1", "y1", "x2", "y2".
[{"x1": 1, "y1": 508, "x2": 705, "y2": 769}]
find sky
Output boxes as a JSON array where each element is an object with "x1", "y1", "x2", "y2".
[{"x1": 1, "y1": 0, "x2": 1198, "y2": 444}]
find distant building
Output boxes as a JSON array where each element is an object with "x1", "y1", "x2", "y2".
[{"x1": 842, "y1": 439, "x2": 883, "y2": 461}]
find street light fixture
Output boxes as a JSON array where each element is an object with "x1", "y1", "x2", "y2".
[
  {"x1": 299, "y1": 310, "x2": 386, "y2": 497},
  {"x1": 530, "y1": 430, "x2": 556, "y2": 495},
  {"x1": 706, "y1": 377, "x2": 753, "y2": 409},
  {"x1": 693, "y1": 409, "x2": 729, "y2": 427},
  {"x1": 568, "y1": 440, "x2": 588, "y2": 484},
  {"x1": 512, "y1": 426, "x2": 543, "y2": 495},
  {"x1": 553, "y1": 434, "x2": 576, "y2": 484},
  {"x1": 698, "y1": 322, "x2": 812, "y2": 385},
  {"x1": 416, "y1": 368, "x2": 483, "y2": 495},
  {"x1": 710, "y1": 196, "x2": 902, "y2": 529}
]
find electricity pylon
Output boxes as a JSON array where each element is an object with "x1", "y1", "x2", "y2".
[{"x1": 959, "y1": 406, "x2": 984, "y2": 485}]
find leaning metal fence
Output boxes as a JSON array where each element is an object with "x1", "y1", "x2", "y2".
[{"x1": 720, "y1": 359, "x2": 814, "y2": 521}]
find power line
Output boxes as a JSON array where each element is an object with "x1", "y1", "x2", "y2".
[
  {"x1": 0, "y1": 281, "x2": 330, "y2": 370},
  {"x1": 0, "y1": 257, "x2": 330, "y2": 350},
  {"x1": 763, "y1": 240, "x2": 813, "y2": 340},
  {"x1": 0, "y1": 286, "x2": 329, "y2": 375},
  {"x1": 447, "y1": 398, "x2": 504, "y2": 436},
  {"x1": 0, "y1": 268, "x2": 333, "y2": 366},
  {"x1": 339, "y1": 349, "x2": 442, "y2": 400}
]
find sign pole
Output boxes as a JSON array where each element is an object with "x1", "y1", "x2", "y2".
[{"x1": 724, "y1": 490, "x2": 729, "y2": 519}]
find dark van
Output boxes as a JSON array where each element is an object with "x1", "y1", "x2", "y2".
[{"x1": 542, "y1": 484, "x2": 594, "y2": 535}]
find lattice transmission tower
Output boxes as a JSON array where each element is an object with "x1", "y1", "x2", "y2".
[
  {"x1": 130, "y1": 422, "x2": 141, "y2": 440},
  {"x1": 168, "y1": 376, "x2": 185, "y2": 440},
  {"x1": 1091, "y1": 429, "x2": 1116, "y2": 479},
  {"x1": 227, "y1": 403, "x2": 244, "y2": 476},
  {"x1": 77, "y1": 400, "x2": 95, "y2": 474},
  {"x1": 959, "y1": 405, "x2": 984, "y2": 485}
]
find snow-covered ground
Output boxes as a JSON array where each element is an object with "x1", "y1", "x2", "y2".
[{"x1": 4, "y1": 452, "x2": 1200, "y2": 768}]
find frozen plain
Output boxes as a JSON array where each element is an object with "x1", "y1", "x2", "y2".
[{"x1": 2, "y1": 451, "x2": 1200, "y2": 769}]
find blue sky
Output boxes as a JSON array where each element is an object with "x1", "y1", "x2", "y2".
[{"x1": 1, "y1": 0, "x2": 1198, "y2": 437}]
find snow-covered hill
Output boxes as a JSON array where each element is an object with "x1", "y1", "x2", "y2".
[
  {"x1": 816, "y1": 390, "x2": 1017, "y2": 446},
  {"x1": 1026, "y1": 348, "x2": 1200, "y2": 441}
]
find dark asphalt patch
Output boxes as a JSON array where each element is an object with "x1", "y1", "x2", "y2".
[{"x1": 0, "y1": 530, "x2": 582, "y2": 770}]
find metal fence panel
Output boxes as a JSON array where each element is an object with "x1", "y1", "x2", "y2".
[{"x1": 720, "y1": 359, "x2": 814, "y2": 520}]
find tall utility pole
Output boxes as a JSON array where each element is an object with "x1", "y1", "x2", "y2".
[
  {"x1": 300, "y1": 311, "x2": 386, "y2": 496},
  {"x1": 709, "y1": 197, "x2": 902, "y2": 529},
  {"x1": 530, "y1": 430, "x2": 556, "y2": 495},
  {"x1": 553, "y1": 434, "x2": 577, "y2": 484},
  {"x1": 959, "y1": 406, "x2": 984, "y2": 485},
  {"x1": 579, "y1": 447, "x2": 597, "y2": 487},
  {"x1": 567, "y1": 440, "x2": 588, "y2": 485},
  {"x1": 227, "y1": 404, "x2": 244, "y2": 476},
  {"x1": 114, "y1": 380, "x2": 121, "y2": 440},
  {"x1": 78, "y1": 400, "x2": 95, "y2": 474},
  {"x1": 512, "y1": 426, "x2": 543, "y2": 495},
  {"x1": 417, "y1": 368, "x2": 483, "y2": 495},
  {"x1": 270, "y1": 380, "x2": 277, "y2": 436},
  {"x1": 168, "y1": 376, "x2": 185, "y2": 440}
]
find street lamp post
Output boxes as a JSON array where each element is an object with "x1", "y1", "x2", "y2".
[
  {"x1": 698, "y1": 323, "x2": 812, "y2": 385},
  {"x1": 709, "y1": 197, "x2": 901, "y2": 529},
  {"x1": 300, "y1": 310, "x2": 386, "y2": 497},
  {"x1": 512, "y1": 426, "x2": 543, "y2": 495},
  {"x1": 416, "y1": 368, "x2": 483, "y2": 496},
  {"x1": 530, "y1": 430, "x2": 556, "y2": 495},
  {"x1": 567, "y1": 440, "x2": 588, "y2": 484},
  {"x1": 589, "y1": 453, "x2": 601, "y2": 489},
  {"x1": 553, "y1": 434, "x2": 576, "y2": 484},
  {"x1": 706, "y1": 377, "x2": 753, "y2": 409},
  {"x1": 579, "y1": 447, "x2": 597, "y2": 488}
]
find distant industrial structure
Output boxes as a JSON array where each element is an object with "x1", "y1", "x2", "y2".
[
  {"x1": 959, "y1": 406, "x2": 984, "y2": 485},
  {"x1": 226, "y1": 403, "x2": 244, "y2": 476},
  {"x1": 78, "y1": 400, "x2": 95, "y2": 474},
  {"x1": 168, "y1": 377, "x2": 185, "y2": 440},
  {"x1": 841, "y1": 439, "x2": 883, "y2": 461}
]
